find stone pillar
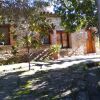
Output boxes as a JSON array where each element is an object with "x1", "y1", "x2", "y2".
[
  {"x1": 9, "y1": 25, "x2": 16, "y2": 46},
  {"x1": 51, "y1": 29, "x2": 57, "y2": 44},
  {"x1": 10, "y1": 33, "x2": 15, "y2": 45}
]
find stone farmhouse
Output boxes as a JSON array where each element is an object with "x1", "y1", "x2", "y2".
[{"x1": 0, "y1": 12, "x2": 98, "y2": 56}]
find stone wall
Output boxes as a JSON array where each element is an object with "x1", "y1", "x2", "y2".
[
  {"x1": 8, "y1": 15, "x2": 99, "y2": 55},
  {"x1": 70, "y1": 30, "x2": 85, "y2": 55}
]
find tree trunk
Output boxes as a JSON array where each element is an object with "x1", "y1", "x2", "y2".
[
  {"x1": 96, "y1": 0, "x2": 100, "y2": 46},
  {"x1": 26, "y1": 33, "x2": 31, "y2": 70}
]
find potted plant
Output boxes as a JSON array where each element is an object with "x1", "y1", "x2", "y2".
[{"x1": 50, "y1": 44, "x2": 61, "y2": 60}]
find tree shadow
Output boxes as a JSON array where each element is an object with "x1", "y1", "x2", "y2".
[{"x1": 0, "y1": 61, "x2": 100, "y2": 100}]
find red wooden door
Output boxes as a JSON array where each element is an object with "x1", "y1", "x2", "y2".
[{"x1": 85, "y1": 30, "x2": 95, "y2": 53}]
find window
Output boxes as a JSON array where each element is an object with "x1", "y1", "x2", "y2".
[
  {"x1": 56, "y1": 31, "x2": 71, "y2": 48},
  {"x1": 0, "y1": 25, "x2": 10, "y2": 45},
  {"x1": 41, "y1": 35, "x2": 50, "y2": 44}
]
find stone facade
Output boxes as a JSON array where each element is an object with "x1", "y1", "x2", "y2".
[
  {"x1": 45, "y1": 15, "x2": 98, "y2": 55},
  {"x1": 0, "y1": 14, "x2": 98, "y2": 55}
]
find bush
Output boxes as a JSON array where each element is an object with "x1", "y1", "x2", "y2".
[
  {"x1": 11, "y1": 46, "x2": 18, "y2": 56},
  {"x1": 0, "y1": 54, "x2": 29, "y2": 65},
  {"x1": 50, "y1": 44, "x2": 61, "y2": 53}
]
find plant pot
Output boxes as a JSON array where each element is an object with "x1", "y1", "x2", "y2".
[{"x1": 51, "y1": 52, "x2": 60, "y2": 60}]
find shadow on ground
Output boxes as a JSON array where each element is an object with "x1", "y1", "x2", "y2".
[
  {"x1": 0, "y1": 61, "x2": 100, "y2": 100},
  {"x1": 31, "y1": 56, "x2": 100, "y2": 68}
]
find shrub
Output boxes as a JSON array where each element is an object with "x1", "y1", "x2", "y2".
[
  {"x1": 11, "y1": 46, "x2": 18, "y2": 56},
  {"x1": 50, "y1": 44, "x2": 61, "y2": 53}
]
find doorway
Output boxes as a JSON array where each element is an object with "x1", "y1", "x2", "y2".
[{"x1": 85, "y1": 30, "x2": 95, "y2": 53}]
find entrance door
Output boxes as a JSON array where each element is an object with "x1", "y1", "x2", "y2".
[
  {"x1": 85, "y1": 30, "x2": 95, "y2": 53},
  {"x1": 56, "y1": 31, "x2": 70, "y2": 48}
]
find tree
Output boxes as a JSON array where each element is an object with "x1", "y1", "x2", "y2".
[
  {"x1": 96, "y1": 0, "x2": 100, "y2": 44},
  {"x1": 52, "y1": 0, "x2": 97, "y2": 33},
  {"x1": 0, "y1": 0, "x2": 54, "y2": 70}
]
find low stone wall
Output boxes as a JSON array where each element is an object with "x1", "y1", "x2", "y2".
[{"x1": 60, "y1": 46, "x2": 84, "y2": 57}]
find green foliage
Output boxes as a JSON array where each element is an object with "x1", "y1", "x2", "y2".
[
  {"x1": 31, "y1": 39, "x2": 41, "y2": 49},
  {"x1": 50, "y1": 44, "x2": 61, "y2": 53},
  {"x1": 0, "y1": 0, "x2": 54, "y2": 48},
  {"x1": 29, "y1": 14, "x2": 54, "y2": 36},
  {"x1": 11, "y1": 46, "x2": 18, "y2": 56},
  {"x1": 0, "y1": 0, "x2": 49, "y2": 19},
  {"x1": 0, "y1": 33, "x2": 5, "y2": 43},
  {"x1": 23, "y1": 34, "x2": 40, "y2": 49},
  {"x1": 13, "y1": 34, "x2": 17, "y2": 40},
  {"x1": 23, "y1": 35, "x2": 32, "y2": 45},
  {"x1": 16, "y1": 89, "x2": 31, "y2": 96},
  {"x1": 53, "y1": 0, "x2": 97, "y2": 33}
]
